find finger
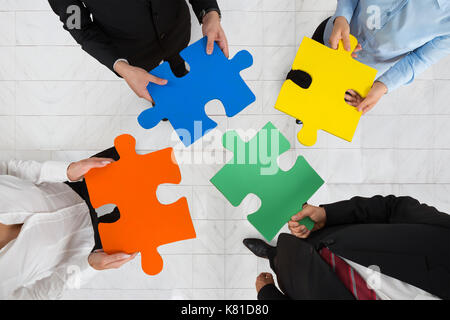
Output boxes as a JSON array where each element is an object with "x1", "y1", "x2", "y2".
[
  {"x1": 206, "y1": 35, "x2": 215, "y2": 55},
  {"x1": 342, "y1": 33, "x2": 352, "y2": 52},
  {"x1": 291, "y1": 206, "x2": 312, "y2": 221},
  {"x1": 353, "y1": 44, "x2": 362, "y2": 53},
  {"x1": 329, "y1": 33, "x2": 340, "y2": 50},
  {"x1": 345, "y1": 93, "x2": 356, "y2": 102},
  {"x1": 148, "y1": 74, "x2": 168, "y2": 86},
  {"x1": 217, "y1": 35, "x2": 229, "y2": 58},
  {"x1": 103, "y1": 252, "x2": 133, "y2": 265},
  {"x1": 362, "y1": 103, "x2": 375, "y2": 115},
  {"x1": 141, "y1": 90, "x2": 154, "y2": 104},
  {"x1": 90, "y1": 158, "x2": 114, "y2": 167},
  {"x1": 105, "y1": 253, "x2": 137, "y2": 269},
  {"x1": 356, "y1": 99, "x2": 371, "y2": 113}
]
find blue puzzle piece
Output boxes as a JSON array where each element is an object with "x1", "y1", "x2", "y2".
[{"x1": 138, "y1": 37, "x2": 256, "y2": 147}]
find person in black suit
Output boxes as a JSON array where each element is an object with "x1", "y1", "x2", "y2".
[
  {"x1": 244, "y1": 195, "x2": 450, "y2": 300},
  {"x1": 48, "y1": 0, "x2": 228, "y2": 103}
]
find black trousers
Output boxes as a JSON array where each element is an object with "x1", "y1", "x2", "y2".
[{"x1": 65, "y1": 147, "x2": 120, "y2": 251}]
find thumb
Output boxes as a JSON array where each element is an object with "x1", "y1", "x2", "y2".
[
  {"x1": 148, "y1": 74, "x2": 168, "y2": 86},
  {"x1": 104, "y1": 252, "x2": 133, "y2": 264},
  {"x1": 291, "y1": 206, "x2": 312, "y2": 222},
  {"x1": 206, "y1": 35, "x2": 215, "y2": 55},
  {"x1": 356, "y1": 97, "x2": 370, "y2": 113}
]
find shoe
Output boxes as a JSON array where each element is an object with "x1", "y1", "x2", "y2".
[
  {"x1": 296, "y1": 119, "x2": 303, "y2": 125},
  {"x1": 162, "y1": 118, "x2": 168, "y2": 122},
  {"x1": 243, "y1": 238, "x2": 275, "y2": 259}
]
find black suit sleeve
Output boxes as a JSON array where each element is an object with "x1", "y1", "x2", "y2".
[
  {"x1": 257, "y1": 284, "x2": 290, "y2": 300},
  {"x1": 48, "y1": 0, "x2": 120, "y2": 73},
  {"x1": 322, "y1": 195, "x2": 450, "y2": 229},
  {"x1": 188, "y1": 0, "x2": 220, "y2": 23}
]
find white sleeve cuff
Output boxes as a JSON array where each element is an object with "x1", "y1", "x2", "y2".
[
  {"x1": 40, "y1": 161, "x2": 72, "y2": 183},
  {"x1": 113, "y1": 58, "x2": 129, "y2": 71}
]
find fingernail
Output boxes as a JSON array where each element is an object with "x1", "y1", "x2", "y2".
[
  {"x1": 102, "y1": 161, "x2": 111, "y2": 165},
  {"x1": 119, "y1": 254, "x2": 131, "y2": 259}
]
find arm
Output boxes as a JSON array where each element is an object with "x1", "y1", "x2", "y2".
[
  {"x1": 377, "y1": 35, "x2": 450, "y2": 92},
  {"x1": 47, "y1": 0, "x2": 121, "y2": 73},
  {"x1": 12, "y1": 257, "x2": 95, "y2": 300},
  {"x1": 323, "y1": 195, "x2": 450, "y2": 229},
  {"x1": 188, "y1": 0, "x2": 220, "y2": 24},
  {"x1": 0, "y1": 160, "x2": 70, "y2": 185},
  {"x1": 334, "y1": 0, "x2": 358, "y2": 24},
  {"x1": 257, "y1": 284, "x2": 290, "y2": 300}
]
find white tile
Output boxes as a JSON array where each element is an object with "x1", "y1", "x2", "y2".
[
  {"x1": 15, "y1": 46, "x2": 116, "y2": 81},
  {"x1": 225, "y1": 255, "x2": 258, "y2": 288},
  {"x1": 361, "y1": 115, "x2": 398, "y2": 148},
  {"x1": 0, "y1": 81, "x2": 15, "y2": 115},
  {"x1": 193, "y1": 255, "x2": 225, "y2": 289},
  {"x1": 0, "y1": 47, "x2": 15, "y2": 80},
  {"x1": 433, "y1": 150, "x2": 450, "y2": 183},
  {"x1": 218, "y1": 0, "x2": 262, "y2": 11},
  {"x1": 395, "y1": 150, "x2": 434, "y2": 183},
  {"x1": 222, "y1": 12, "x2": 263, "y2": 46},
  {"x1": 16, "y1": 81, "x2": 85, "y2": 115},
  {"x1": 225, "y1": 220, "x2": 261, "y2": 254},
  {"x1": 0, "y1": 12, "x2": 15, "y2": 45},
  {"x1": 16, "y1": 11, "x2": 75, "y2": 45},
  {"x1": 295, "y1": 0, "x2": 337, "y2": 11},
  {"x1": 15, "y1": 115, "x2": 86, "y2": 150},
  {"x1": 362, "y1": 149, "x2": 396, "y2": 183},
  {"x1": 262, "y1": 46, "x2": 296, "y2": 80},
  {"x1": 295, "y1": 12, "x2": 333, "y2": 46},
  {"x1": 263, "y1": 12, "x2": 296, "y2": 46},
  {"x1": 0, "y1": 116, "x2": 14, "y2": 149},
  {"x1": 264, "y1": 0, "x2": 295, "y2": 11},
  {"x1": 13, "y1": 0, "x2": 50, "y2": 11},
  {"x1": 327, "y1": 149, "x2": 363, "y2": 183},
  {"x1": 395, "y1": 116, "x2": 435, "y2": 149},
  {"x1": 192, "y1": 220, "x2": 225, "y2": 254}
]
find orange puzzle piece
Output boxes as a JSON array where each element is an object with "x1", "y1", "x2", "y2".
[{"x1": 85, "y1": 134, "x2": 196, "y2": 276}]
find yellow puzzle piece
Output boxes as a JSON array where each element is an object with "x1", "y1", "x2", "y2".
[{"x1": 275, "y1": 35, "x2": 377, "y2": 147}]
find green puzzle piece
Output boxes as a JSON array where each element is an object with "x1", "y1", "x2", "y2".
[{"x1": 210, "y1": 122, "x2": 324, "y2": 241}]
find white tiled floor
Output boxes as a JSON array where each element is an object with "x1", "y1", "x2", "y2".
[{"x1": 1, "y1": 0, "x2": 450, "y2": 300}]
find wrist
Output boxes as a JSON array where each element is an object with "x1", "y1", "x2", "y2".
[
  {"x1": 202, "y1": 10, "x2": 220, "y2": 24},
  {"x1": 375, "y1": 81, "x2": 388, "y2": 94},
  {"x1": 334, "y1": 16, "x2": 349, "y2": 25},
  {"x1": 114, "y1": 60, "x2": 132, "y2": 77}
]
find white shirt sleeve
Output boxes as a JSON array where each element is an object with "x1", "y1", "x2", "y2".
[
  {"x1": 0, "y1": 160, "x2": 71, "y2": 184},
  {"x1": 11, "y1": 256, "x2": 99, "y2": 300}
]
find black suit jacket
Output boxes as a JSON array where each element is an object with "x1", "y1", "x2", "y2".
[
  {"x1": 48, "y1": 0, "x2": 219, "y2": 72},
  {"x1": 258, "y1": 196, "x2": 450, "y2": 300}
]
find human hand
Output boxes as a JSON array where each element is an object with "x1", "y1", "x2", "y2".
[
  {"x1": 202, "y1": 11, "x2": 229, "y2": 58},
  {"x1": 88, "y1": 250, "x2": 138, "y2": 270},
  {"x1": 329, "y1": 16, "x2": 361, "y2": 58},
  {"x1": 67, "y1": 157, "x2": 114, "y2": 182},
  {"x1": 356, "y1": 81, "x2": 388, "y2": 114},
  {"x1": 345, "y1": 89, "x2": 364, "y2": 107},
  {"x1": 114, "y1": 61, "x2": 167, "y2": 103},
  {"x1": 256, "y1": 272, "x2": 275, "y2": 293},
  {"x1": 288, "y1": 204, "x2": 326, "y2": 239}
]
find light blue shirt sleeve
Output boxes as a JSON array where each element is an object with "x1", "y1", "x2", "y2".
[
  {"x1": 334, "y1": 0, "x2": 359, "y2": 24},
  {"x1": 378, "y1": 35, "x2": 450, "y2": 92}
]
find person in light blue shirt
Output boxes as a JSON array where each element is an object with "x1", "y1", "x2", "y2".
[{"x1": 321, "y1": 0, "x2": 450, "y2": 114}]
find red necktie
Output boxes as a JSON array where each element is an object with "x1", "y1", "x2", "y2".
[{"x1": 320, "y1": 247, "x2": 378, "y2": 300}]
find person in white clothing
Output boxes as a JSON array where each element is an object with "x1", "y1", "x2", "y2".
[{"x1": 0, "y1": 155, "x2": 137, "y2": 300}]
